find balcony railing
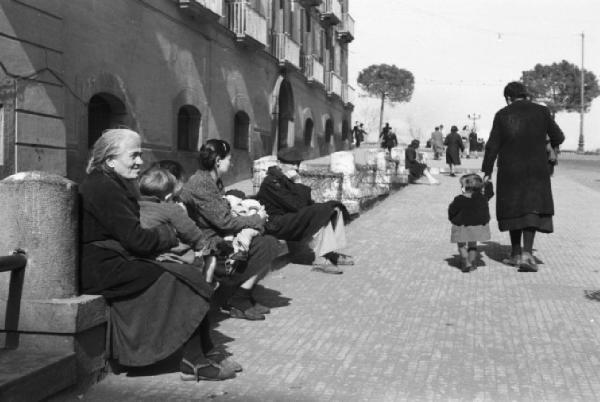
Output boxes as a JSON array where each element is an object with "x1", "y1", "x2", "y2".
[
  {"x1": 319, "y1": 0, "x2": 342, "y2": 24},
  {"x1": 273, "y1": 33, "x2": 301, "y2": 69},
  {"x1": 338, "y1": 13, "x2": 354, "y2": 42},
  {"x1": 342, "y1": 84, "x2": 355, "y2": 106},
  {"x1": 228, "y1": 0, "x2": 268, "y2": 47},
  {"x1": 326, "y1": 71, "x2": 342, "y2": 97},
  {"x1": 298, "y1": 0, "x2": 323, "y2": 7},
  {"x1": 176, "y1": 0, "x2": 223, "y2": 20},
  {"x1": 302, "y1": 55, "x2": 325, "y2": 85}
]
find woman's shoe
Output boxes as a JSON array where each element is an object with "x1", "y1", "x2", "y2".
[
  {"x1": 180, "y1": 358, "x2": 236, "y2": 381},
  {"x1": 229, "y1": 305, "x2": 266, "y2": 320},
  {"x1": 518, "y1": 252, "x2": 538, "y2": 272},
  {"x1": 328, "y1": 252, "x2": 355, "y2": 266},
  {"x1": 502, "y1": 254, "x2": 521, "y2": 267},
  {"x1": 206, "y1": 350, "x2": 243, "y2": 373}
]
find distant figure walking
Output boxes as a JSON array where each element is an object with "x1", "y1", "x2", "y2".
[
  {"x1": 352, "y1": 122, "x2": 365, "y2": 148},
  {"x1": 482, "y1": 81, "x2": 565, "y2": 272},
  {"x1": 379, "y1": 122, "x2": 392, "y2": 150},
  {"x1": 444, "y1": 125, "x2": 464, "y2": 176},
  {"x1": 448, "y1": 174, "x2": 494, "y2": 273},
  {"x1": 468, "y1": 130, "x2": 479, "y2": 158},
  {"x1": 430, "y1": 126, "x2": 444, "y2": 160}
]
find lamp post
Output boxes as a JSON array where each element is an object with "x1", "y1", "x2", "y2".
[
  {"x1": 577, "y1": 32, "x2": 585, "y2": 153},
  {"x1": 468, "y1": 113, "x2": 481, "y2": 132}
]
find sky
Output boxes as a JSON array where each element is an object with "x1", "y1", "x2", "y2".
[{"x1": 348, "y1": 0, "x2": 600, "y2": 151}]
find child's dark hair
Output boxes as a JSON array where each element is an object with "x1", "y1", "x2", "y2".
[
  {"x1": 152, "y1": 160, "x2": 185, "y2": 181},
  {"x1": 459, "y1": 173, "x2": 484, "y2": 193},
  {"x1": 198, "y1": 139, "x2": 231, "y2": 171},
  {"x1": 139, "y1": 167, "x2": 177, "y2": 200}
]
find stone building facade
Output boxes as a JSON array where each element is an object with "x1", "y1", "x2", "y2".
[{"x1": 0, "y1": 0, "x2": 355, "y2": 183}]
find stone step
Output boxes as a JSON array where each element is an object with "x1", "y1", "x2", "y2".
[{"x1": 0, "y1": 349, "x2": 76, "y2": 402}]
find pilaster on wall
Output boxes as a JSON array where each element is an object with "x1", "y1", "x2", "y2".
[{"x1": 0, "y1": 0, "x2": 66, "y2": 179}]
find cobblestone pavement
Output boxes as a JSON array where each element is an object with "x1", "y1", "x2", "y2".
[{"x1": 71, "y1": 155, "x2": 600, "y2": 401}]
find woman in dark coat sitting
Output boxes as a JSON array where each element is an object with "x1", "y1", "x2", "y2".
[
  {"x1": 182, "y1": 139, "x2": 280, "y2": 321},
  {"x1": 405, "y1": 140, "x2": 439, "y2": 185},
  {"x1": 445, "y1": 125, "x2": 464, "y2": 176},
  {"x1": 79, "y1": 129, "x2": 237, "y2": 382}
]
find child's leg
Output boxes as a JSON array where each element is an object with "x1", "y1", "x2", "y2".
[
  {"x1": 467, "y1": 242, "x2": 478, "y2": 266},
  {"x1": 457, "y1": 242, "x2": 469, "y2": 271}
]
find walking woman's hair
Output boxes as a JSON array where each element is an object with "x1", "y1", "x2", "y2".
[
  {"x1": 503, "y1": 81, "x2": 529, "y2": 101},
  {"x1": 460, "y1": 173, "x2": 484, "y2": 193},
  {"x1": 86, "y1": 129, "x2": 140, "y2": 174}
]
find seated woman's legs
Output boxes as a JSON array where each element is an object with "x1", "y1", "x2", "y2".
[
  {"x1": 180, "y1": 317, "x2": 236, "y2": 381},
  {"x1": 221, "y1": 234, "x2": 279, "y2": 320}
]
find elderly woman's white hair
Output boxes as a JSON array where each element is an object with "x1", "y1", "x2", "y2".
[{"x1": 86, "y1": 128, "x2": 141, "y2": 174}]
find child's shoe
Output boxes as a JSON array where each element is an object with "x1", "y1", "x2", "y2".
[{"x1": 467, "y1": 250, "x2": 478, "y2": 269}]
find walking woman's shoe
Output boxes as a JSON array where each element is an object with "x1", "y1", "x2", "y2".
[
  {"x1": 180, "y1": 358, "x2": 236, "y2": 381},
  {"x1": 518, "y1": 252, "x2": 538, "y2": 272},
  {"x1": 502, "y1": 254, "x2": 521, "y2": 267}
]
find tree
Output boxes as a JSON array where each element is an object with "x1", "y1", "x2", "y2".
[
  {"x1": 357, "y1": 64, "x2": 414, "y2": 134},
  {"x1": 521, "y1": 60, "x2": 600, "y2": 118}
]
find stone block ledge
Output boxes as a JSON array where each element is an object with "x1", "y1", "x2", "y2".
[{"x1": 0, "y1": 294, "x2": 107, "y2": 334}]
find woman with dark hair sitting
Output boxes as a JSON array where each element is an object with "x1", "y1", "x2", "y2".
[
  {"x1": 182, "y1": 139, "x2": 280, "y2": 321},
  {"x1": 405, "y1": 139, "x2": 439, "y2": 185},
  {"x1": 79, "y1": 129, "x2": 238, "y2": 382}
]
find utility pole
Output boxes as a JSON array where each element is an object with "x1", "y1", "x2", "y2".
[
  {"x1": 577, "y1": 32, "x2": 585, "y2": 153},
  {"x1": 468, "y1": 113, "x2": 481, "y2": 132}
]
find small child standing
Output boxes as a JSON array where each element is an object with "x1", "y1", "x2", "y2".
[{"x1": 448, "y1": 173, "x2": 494, "y2": 273}]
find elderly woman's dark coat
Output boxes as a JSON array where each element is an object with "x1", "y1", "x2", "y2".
[
  {"x1": 444, "y1": 131, "x2": 464, "y2": 165},
  {"x1": 80, "y1": 170, "x2": 213, "y2": 366},
  {"x1": 482, "y1": 99, "x2": 564, "y2": 232}
]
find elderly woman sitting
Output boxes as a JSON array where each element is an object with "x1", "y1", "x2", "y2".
[
  {"x1": 405, "y1": 139, "x2": 440, "y2": 185},
  {"x1": 79, "y1": 129, "x2": 237, "y2": 382},
  {"x1": 256, "y1": 148, "x2": 354, "y2": 274}
]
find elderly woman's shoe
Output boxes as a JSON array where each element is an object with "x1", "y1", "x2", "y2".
[
  {"x1": 206, "y1": 350, "x2": 243, "y2": 373},
  {"x1": 180, "y1": 358, "x2": 235, "y2": 381}
]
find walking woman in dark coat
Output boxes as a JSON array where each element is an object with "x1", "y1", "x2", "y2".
[
  {"x1": 482, "y1": 82, "x2": 565, "y2": 272},
  {"x1": 79, "y1": 129, "x2": 237, "y2": 382},
  {"x1": 445, "y1": 125, "x2": 464, "y2": 176},
  {"x1": 182, "y1": 139, "x2": 280, "y2": 321}
]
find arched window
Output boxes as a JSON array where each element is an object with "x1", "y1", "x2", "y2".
[
  {"x1": 342, "y1": 120, "x2": 350, "y2": 141},
  {"x1": 303, "y1": 118, "x2": 314, "y2": 147},
  {"x1": 234, "y1": 111, "x2": 250, "y2": 150},
  {"x1": 88, "y1": 93, "x2": 127, "y2": 148},
  {"x1": 177, "y1": 105, "x2": 201, "y2": 151},
  {"x1": 325, "y1": 118, "x2": 333, "y2": 144}
]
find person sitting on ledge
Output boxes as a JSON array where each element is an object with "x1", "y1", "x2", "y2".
[
  {"x1": 405, "y1": 139, "x2": 440, "y2": 185},
  {"x1": 256, "y1": 147, "x2": 354, "y2": 275}
]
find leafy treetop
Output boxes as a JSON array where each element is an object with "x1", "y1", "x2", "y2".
[
  {"x1": 357, "y1": 64, "x2": 414, "y2": 103},
  {"x1": 521, "y1": 60, "x2": 600, "y2": 117}
]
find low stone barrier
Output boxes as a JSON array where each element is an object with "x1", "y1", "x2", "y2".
[{"x1": 0, "y1": 172, "x2": 107, "y2": 387}]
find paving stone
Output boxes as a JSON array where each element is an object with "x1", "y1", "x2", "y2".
[{"x1": 64, "y1": 155, "x2": 600, "y2": 401}]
